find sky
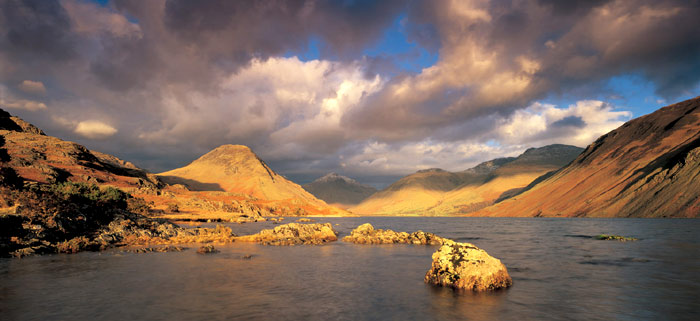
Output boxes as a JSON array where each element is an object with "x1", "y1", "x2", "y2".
[{"x1": 1, "y1": 0, "x2": 699, "y2": 188}]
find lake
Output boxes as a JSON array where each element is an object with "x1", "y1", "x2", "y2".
[{"x1": 1, "y1": 217, "x2": 699, "y2": 320}]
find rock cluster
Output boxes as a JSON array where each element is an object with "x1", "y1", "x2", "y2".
[
  {"x1": 424, "y1": 240, "x2": 512, "y2": 291},
  {"x1": 342, "y1": 223, "x2": 446, "y2": 245},
  {"x1": 237, "y1": 223, "x2": 337, "y2": 245}
]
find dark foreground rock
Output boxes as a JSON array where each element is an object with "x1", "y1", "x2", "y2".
[
  {"x1": 237, "y1": 223, "x2": 337, "y2": 245},
  {"x1": 0, "y1": 181, "x2": 237, "y2": 258},
  {"x1": 424, "y1": 240, "x2": 512, "y2": 291},
  {"x1": 342, "y1": 223, "x2": 447, "y2": 245}
]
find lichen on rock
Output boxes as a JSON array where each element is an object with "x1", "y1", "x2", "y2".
[
  {"x1": 424, "y1": 240, "x2": 512, "y2": 291},
  {"x1": 342, "y1": 223, "x2": 446, "y2": 245},
  {"x1": 236, "y1": 223, "x2": 337, "y2": 245}
]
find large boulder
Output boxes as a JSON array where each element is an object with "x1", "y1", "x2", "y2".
[
  {"x1": 236, "y1": 223, "x2": 337, "y2": 245},
  {"x1": 424, "y1": 240, "x2": 512, "y2": 291},
  {"x1": 342, "y1": 223, "x2": 446, "y2": 245}
]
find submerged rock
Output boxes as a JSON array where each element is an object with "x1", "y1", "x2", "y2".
[
  {"x1": 342, "y1": 223, "x2": 446, "y2": 245},
  {"x1": 424, "y1": 240, "x2": 512, "y2": 291},
  {"x1": 123, "y1": 245, "x2": 187, "y2": 253},
  {"x1": 295, "y1": 218, "x2": 315, "y2": 223},
  {"x1": 197, "y1": 244, "x2": 219, "y2": 254},
  {"x1": 236, "y1": 223, "x2": 337, "y2": 245},
  {"x1": 595, "y1": 234, "x2": 638, "y2": 242}
]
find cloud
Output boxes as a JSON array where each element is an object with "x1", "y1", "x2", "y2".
[
  {"x1": 0, "y1": 84, "x2": 47, "y2": 111},
  {"x1": 137, "y1": 56, "x2": 383, "y2": 160},
  {"x1": 17, "y1": 80, "x2": 46, "y2": 95},
  {"x1": 343, "y1": 0, "x2": 700, "y2": 139},
  {"x1": 0, "y1": 99, "x2": 47, "y2": 111},
  {"x1": 0, "y1": 0, "x2": 696, "y2": 185},
  {"x1": 61, "y1": 0, "x2": 142, "y2": 38},
  {"x1": 493, "y1": 100, "x2": 632, "y2": 147},
  {"x1": 333, "y1": 99, "x2": 631, "y2": 177},
  {"x1": 74, "y1": 120, "x2": 118, "y2": 139}
]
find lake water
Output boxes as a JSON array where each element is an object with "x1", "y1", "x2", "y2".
[{"x1": 1, "y1": 218, "x2": 699, "y2": 321}]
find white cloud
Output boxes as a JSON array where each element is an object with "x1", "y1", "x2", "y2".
[
  {"x1": 495, "y1": 100, "x2": 632, "y2": 146},
  {"x1": 18, "y1": 80, "x2": 47, "y2": 95},
  {"x1": 0, "y1": 99, "x2": 47, "y2": 111},
  {"x1": 138, "y1": 56, "x2": 384, "y2": 159},
  {"x1": 0, "y1": 84, "x2": 47, "y2": 111},
  {"x1": 336, "y1": 100, "x2": 632, "y2": 176},
  {"x1": 74, "y1": 120, "x2": 118, "y2": 139}
]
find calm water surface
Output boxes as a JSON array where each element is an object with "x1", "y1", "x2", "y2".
[{"x1": 1, "y1": 218, "x2": 699, "y2": 321}]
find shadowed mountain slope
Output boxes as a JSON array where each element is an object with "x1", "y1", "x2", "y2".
[
  {"x1": 0, "y1": 109, "x2": 161, "y2": 192},
  {"x1": 475, "y1": 96, "x2": 700, "y2": 218},
  {"x1": 302, "y1": 173, "x2": 377, "y2": 208}
]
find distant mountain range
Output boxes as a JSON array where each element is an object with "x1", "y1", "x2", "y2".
[
  {"x1": 2, "y1": 95, "x2": 698, "y2": 218},
  {"x1": 349, "y1": 144, "x2": 583, "y2": 215},
  {"x1": 474, "y1": 96, "x2": 700, "y2": 218},
  {"x1": 302, "y1": 173, "x2": 377, "y2": 208}
]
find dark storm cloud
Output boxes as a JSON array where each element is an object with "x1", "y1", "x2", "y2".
[
  {"x1": 343, "y1": 0, "x2": 700, "y2": 141},
  {"x1": 162, "y1": 0, "x2": 406, "y2": 62},
  {"x1": 0, "y1": 0, "x2": 77, "y2": 62},
  {"x1": 0, "y1": 0, "x2": 698, "y2": 183},
  {"x1": 551, "y1": 116, "x2": 585, "y2": 128}
]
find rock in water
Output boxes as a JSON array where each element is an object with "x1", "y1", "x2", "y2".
[
  {"x1": 197, "y1": 245, "x2": 218, "y2": 254},
  {"x1": 343, "y1": 223, "x2": 446, "y2": 245},
  {"x1": 424, "y1": 240, "x2": 512, "y2": 291},
  {"x1": 236, "y1": 223, "x2": 337, "y2": 245}
]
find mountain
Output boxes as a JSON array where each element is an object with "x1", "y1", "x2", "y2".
[
  {"x1": 0, "y1": 109, "x2": 161, "y2": 191},
  {"x1": 0, "y1": 109, "x2": 343, "y2": 219},
  {"x1": 158, "y1": 145, "x2": 345, "y2": 215},
  {"x1": 302, "y1": 173, "x2": 377, "y2": 208},
  {"x1": 349, "y1": 144, "x2": 583, "y2": 215},
  {"x1": 475, "y1": 96, "x2": 700, "y2": 218}
]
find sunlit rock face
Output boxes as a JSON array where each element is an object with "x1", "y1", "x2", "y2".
[{"x1": 424, "y1": 240, "x2": 512, "y2": 292}]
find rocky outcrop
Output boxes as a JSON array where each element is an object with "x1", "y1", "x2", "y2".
[
  {"x1": 424, "y1": 240, "x2": 512, "y2": 291},
  {"x1": 342, "y1": 223, "x2": 446, "y2": 245},
  {"x1": 236, "y1": 223, "x2": 337, "y2": 245}
]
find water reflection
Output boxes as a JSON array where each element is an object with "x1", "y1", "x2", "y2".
[{"x1": 1, "y1": 217, "x2": 699, "y2": 320}]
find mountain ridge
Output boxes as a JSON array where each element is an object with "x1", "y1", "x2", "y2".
[
  {"x1": 349, "y1": 144, "x2": 583, "y2": 215},
  {"x1": 474, "y1": 96, "x2": 700, "y2": 217},
  {"x1": 302, "y1": 172, "x2": 377, "y2": 208}
]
